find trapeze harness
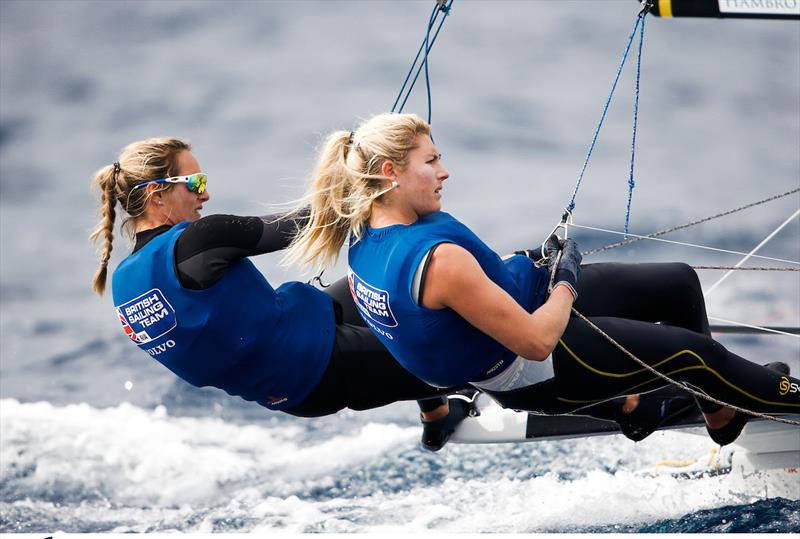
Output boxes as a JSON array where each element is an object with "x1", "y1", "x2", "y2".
[
  {"x1": 111, "y1": 214, "x2": 453, "y2": 416},
  {"x1": 348, "y1": 211, "x2": 800, "y2": 417}
]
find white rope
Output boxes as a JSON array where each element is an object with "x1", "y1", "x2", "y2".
[
  {"x1": 571, "y1": 223, "x2": 800, "y2": 266},
  {"x1": 693, "y1": 265, "x2": 799, "y2": 271},
  {"x1": 707, "y1": 316, "x2": 800, "y2": 339},
  {"x1": 704, "y1": 209, "x2": 800, "y2": 297}
]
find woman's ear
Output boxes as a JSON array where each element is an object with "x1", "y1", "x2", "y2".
[
  {"x1": 380, "y1": 160, "x2": 396, "y2": 180},
  {"x1": 148, "y1": 184, "x2": 164, "y2": 206}
]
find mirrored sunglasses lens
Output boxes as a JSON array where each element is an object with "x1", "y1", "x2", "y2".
[{"x1": 187, "y1": 174, "x2": 207, "y2": 194}]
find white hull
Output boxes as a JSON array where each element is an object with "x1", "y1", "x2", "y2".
[{"x1": 451, "y1": 394, "x2": 800, "y2": 475}]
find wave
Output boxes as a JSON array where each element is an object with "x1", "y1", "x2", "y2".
[{"x1": 2, "y1": 399, "x2": 797, "y2": 533}]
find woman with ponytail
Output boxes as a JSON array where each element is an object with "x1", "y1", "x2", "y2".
[
  {"x1": 290, "y1": 112, "x2": 798, "y2": 447},
  {"x1": 90, "y1": 137, "x2": 475, "y2": 452}
]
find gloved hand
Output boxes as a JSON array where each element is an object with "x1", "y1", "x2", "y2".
[
  {"x1": 553, "y1": 238, "x2": 582, "y2": 300},
  {"x1": 514, "y1": 234, "x2": 560, "y2": 265}
]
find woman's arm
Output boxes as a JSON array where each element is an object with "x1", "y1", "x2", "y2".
[
  {"x1": 422, "y1": 243, "x2": 574, "y2": 360},
  {"x1": 175, "y1": 210, "x2": 309, "y2": 290}
]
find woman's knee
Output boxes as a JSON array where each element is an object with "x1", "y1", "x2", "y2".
[
  {"x1": 662, "y1": 262, "x2": 704, "y2": 305},
  {"x1": 669, "y1": 262, "x2": 701, "y2": 289}
]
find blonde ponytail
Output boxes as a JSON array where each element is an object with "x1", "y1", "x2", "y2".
[{"x1": 285, "y1": 113, "x2": 431, "y2": 272}]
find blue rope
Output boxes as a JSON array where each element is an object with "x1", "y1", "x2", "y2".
[
  {"x1": 391, "y1": 3, "x2": 440, "y2": 112},
  {"x1": 391, "y1": 0, "x2": 453, "y2": 123},
  {"x1": 565, "y1": 11, "x2": 646, "y2": 215},
  {"x1": 423, "y1": 8, "x2": 434, "y2": 126},
  {"x1": 624, "y1": 13, "x2": 646, "y2": 237}
]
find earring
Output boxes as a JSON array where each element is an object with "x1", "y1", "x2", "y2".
[{"x1": 391, "y1": 180, "x2": 398, "y2": 188}]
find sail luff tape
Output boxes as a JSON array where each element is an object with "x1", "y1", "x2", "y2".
[{"x1": 658, "y1": 0, "x2": 673, "y2": 17}]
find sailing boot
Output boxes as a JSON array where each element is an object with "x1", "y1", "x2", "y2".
[
  {"x1": 615, "y1": 393, "x2": 697, "y2": 442},
  {"x1": 421, "y1": 389, "x2": 479, "y2": 452},
  {"x1": 704, "y1": 361, "x2": 790, "y2": 446}
]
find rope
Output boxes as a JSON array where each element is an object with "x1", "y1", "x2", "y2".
[
  {"x1": 583, "y1": 188, "x2": 800, "y2": 256},
  {"x1": 708, "y1": 316, "x2": 800, "y2": 338},
  {"x1": 571, "y1": 223, "x2": 800, "y2": 265},
  {"x1": 704, "y1": 208, "x2": 800, "y2": 297},
  {"x1": 566, "y1": 8, "x2": 648, "y2": 215},
  {"x1": 624, "y1": 11, "x2": 646, "y2": 237},
  {"x1": 391, "y1": 0, "x2": 453, "y2": 122},
  {"x1": 570, "y1": 307, "x2": 800, "y2": 426},
  {"x1": 693, "y1": 265, "x2": 799, "y2": 271}
]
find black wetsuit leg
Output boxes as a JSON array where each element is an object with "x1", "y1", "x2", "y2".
[
  {"x1": 492, "y1": 315, "x2": 800, "y2": 415},
  {"x1": 488, "y1": 263, "x2": 800, "y2": 417},
  {"x1": 539, "y1": 262, "x2": 707, "y2": 421},
  {"x1": 575, "y1": 262, "x2": 710, "y2": 335},
  {"x1": 284, "y1": 323, "x2": 452, "y2": 417},
  {"x1": 575, "y1": 262, "x2": 713, "y2": 415},
  {"x1": 284, "y1": 278, "x2": 452, "y2": 418}
]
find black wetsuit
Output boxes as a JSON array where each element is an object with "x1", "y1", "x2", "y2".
[
  {"x1": 133, "y1": 213, "x2": 452, "y2": 417},
  {"x1": 489, "y1": 262, "x2": 800, "y2": 417}
]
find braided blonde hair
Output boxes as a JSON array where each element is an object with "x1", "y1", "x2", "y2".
[
  {"x1": 89, "y1": 137, "x2": 191, "y2": 295},
  {"x1": 284, "y1": 113, "x2": 430, "y2": 272}
]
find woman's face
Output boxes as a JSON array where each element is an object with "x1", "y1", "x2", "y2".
[
  {"x1": 393, "y1": 134, "x2": 449, "y2": 218},
  {"x1": 156, "y1": 150, "x2": 210, "y2": 225}
]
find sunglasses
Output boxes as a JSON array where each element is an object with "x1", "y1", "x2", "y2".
[{"x1": 132, "y1": 173, "x2": 208, "y2": 194}]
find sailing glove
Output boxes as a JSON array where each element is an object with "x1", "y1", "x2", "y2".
[
  {"x1": 554, "y1": 238, "x2": 582, "y2": 300},
  {"x1": 514, "y1": 234, "x2": 560, "y2": 265}
]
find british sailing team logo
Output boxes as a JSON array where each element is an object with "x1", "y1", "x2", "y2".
[
  {"x1": 348, "y1": 270, "x2": 398, "y2": 327},
  {"x1": 115, "y1": 288, "x2": 177, "y2": 344}
]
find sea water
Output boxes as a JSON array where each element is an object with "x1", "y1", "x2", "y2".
[{"x1": 1, "y1": 0, "x2": 798, "y2": 533}]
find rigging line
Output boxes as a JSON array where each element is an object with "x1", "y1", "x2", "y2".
[
  {"x1": 397, "y1": 4, "x2": 448, "y2": 115},
  {"x1": 623, "y1": 11, "x2": 646, "y2": 237},
  {"x1": 693, "y1": 265, "x2": 800, "y2": 271},
  {"x1": 708, "y1": 317, "x2": 800, "y2": 339},
  {"x1": 583, "y1": 187, "x2": 800, "y2": 256},
  {"x1": 704, "y1": 208, "x2": 800, "y2": 298},
  {"x1": 570, "y1": 222, "x2": 800, "y2": 265},
  {"x1": 570, "y1": 307, "x2": 800, "y2": 426},
  {"x1": 709, "y1": 324, "x2": 800, "y2": 336},
  {"x1": 394, "y1": 0, "x2": 454, "y2": 114},
  {"x1": 566, "y1": 10, "x2": 645, "y2": 214},
  {"x1": 390, "y1": 2, "x2": 444, "y2": 112},
  {"x1": 423, "y1": 4, "x2": 435, "y2": 127}
]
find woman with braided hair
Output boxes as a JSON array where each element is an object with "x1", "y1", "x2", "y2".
[
  {"x1": 286, "y1": 112, "x2": 799, "y2": 446},
  {"x1": 89, "y1": 137, "x2": 477, "y2": 451}
]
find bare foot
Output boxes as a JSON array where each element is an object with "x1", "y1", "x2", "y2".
[
  {"x1": 621, "y1": 394, "x2": 640, "y2": 414},
  {"x1": 703, "y1": 406, "x2": 735, "y2": 429}
]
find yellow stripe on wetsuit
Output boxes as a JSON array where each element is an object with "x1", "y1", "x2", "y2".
[{"x1": 555, "y1": 338, "x2": 799, "y2": 408}]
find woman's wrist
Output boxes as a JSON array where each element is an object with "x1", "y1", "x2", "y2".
[{"x1": 552, "y1": 281, "x2": 578, "y2": 302}]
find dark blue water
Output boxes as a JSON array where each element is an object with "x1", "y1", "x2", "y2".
[{"x1": 1, "y1": 0, "x2": 798, "y2": 533}]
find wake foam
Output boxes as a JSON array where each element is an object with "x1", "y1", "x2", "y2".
[{"x1": 1, "y1": 399, "x2": 795, "y2": 533}]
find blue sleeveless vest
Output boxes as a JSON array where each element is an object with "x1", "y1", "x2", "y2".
[
  {"x1": 348, "y1": 211, "x2": 549, "y2": 387},
  {"x1": 111, "y1": 222, "x2": 336, "y2": 410}
]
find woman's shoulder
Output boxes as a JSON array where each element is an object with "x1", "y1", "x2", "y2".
[{"x1": 418, "y1": 211, "x2": 477, "y2": 238}]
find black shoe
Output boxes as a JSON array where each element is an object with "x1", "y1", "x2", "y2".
[
  {"x1": 421, "y1": 391, "x2": 479, "y2": 452},
  {"x1": 704, "y1": 361, "x2": 790, "y2": 446},
  {"x1": 705, "y1": 411, "x2": 750, "y2": 446},
  {"x1": 616, "y1": 395, "x2": 697, "y2": 442}
]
